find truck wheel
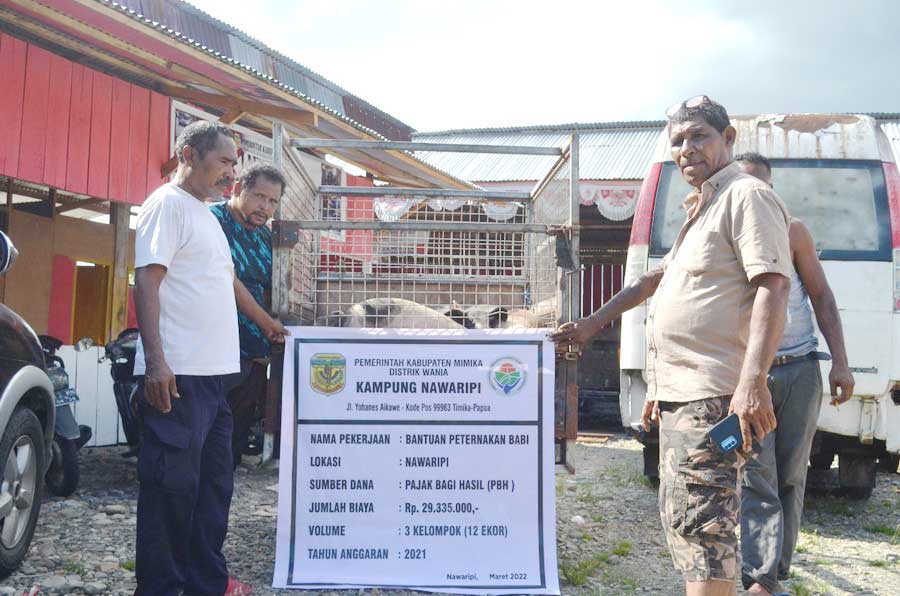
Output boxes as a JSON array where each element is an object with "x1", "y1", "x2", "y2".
[
  {"x1": 809, "y1": 432, "x2": 837, "y2": 470},
  {"x1": 837, "y1": 451, "x2": 876, "y2": 501},
  {"x1": 45, "y1": 437, "x2": 79, "y2": 497},
  {"x1": 809, "y1": 450, "x2": 835, "y2": 470},
  {"x1": 0, "y1": 408, "x2": 45, "y2": 578},
  {"x1": 878, "y1": 453, "x2": 899, "y2": 474}
]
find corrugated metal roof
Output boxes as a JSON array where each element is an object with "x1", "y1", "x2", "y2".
[
  {"x1": 421, "y1": 120, "x2": 667, "y2": 136},
  {"x1": 416, "y1": 117, "x2": 900, "y2": 182},
  {"x1": 94, "y1": 0, "x2": 414, "y2": 140},
  {"x1": 413, "y1": 126, "x2": 663, "y2": 181}
]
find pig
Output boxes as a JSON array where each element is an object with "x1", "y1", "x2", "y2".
[
  {"x1": 451, "y1": 298, "x2": 557, "y2": 329},
  {"x1": 326, "y1": 298, "x2": 464, "y2": 329}
]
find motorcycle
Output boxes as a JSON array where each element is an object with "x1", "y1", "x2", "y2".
[
  {"x1": 102, "y1": 327, "x2": 141, "y2": 457},
  {"x1": 38, "y1": 335, "x2": 93, "y2": 497}
]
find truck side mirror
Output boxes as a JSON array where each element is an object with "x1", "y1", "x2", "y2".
[{"x1": 0, "y1": 231, "x2": 17, "y2": 275}]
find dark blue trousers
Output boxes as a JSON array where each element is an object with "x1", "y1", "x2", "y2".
[{"x1": 134, "y1": 375, "x2": 234, "y2": 596}]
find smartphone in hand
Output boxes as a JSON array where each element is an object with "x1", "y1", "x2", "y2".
[{"x1": 709, "y1": 412, "x2": 743, "y2": 453}]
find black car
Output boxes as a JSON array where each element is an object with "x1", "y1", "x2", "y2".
[{"x1": 0, "y1": 230, "x2": 55, "y2": 577}]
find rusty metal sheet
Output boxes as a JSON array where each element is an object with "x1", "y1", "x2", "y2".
[
  {"x1": 345, "y1": 96, "x2": 415, "y2": 142},
  {"x1": 650, "y1": 114, "x2": 888, "y2": 162}
]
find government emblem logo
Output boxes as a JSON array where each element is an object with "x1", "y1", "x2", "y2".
[
  {"x1": 310, "y1": 353, "x2": 346, "y2": 396},
  {"x1": 489, "y1": 357, "x2": 526, "y2": 395}
]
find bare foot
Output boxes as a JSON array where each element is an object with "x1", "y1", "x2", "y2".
[{"x1": 746, "y1": 583, "x2": 772, "y2": 596}]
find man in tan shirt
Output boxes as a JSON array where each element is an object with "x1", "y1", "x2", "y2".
[{"x1": 552, "y1": 96, "x2": 791, "y2": 596}]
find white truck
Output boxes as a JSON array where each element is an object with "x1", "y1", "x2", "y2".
[{"x1": 619, "y1": 114, "x2": 900, "y2": 498}]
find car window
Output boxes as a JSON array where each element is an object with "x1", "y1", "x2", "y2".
[{"x1": 649, "y1": 160, "x2": 892, "y2": 261}]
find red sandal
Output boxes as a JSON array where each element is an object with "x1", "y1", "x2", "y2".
[{"x1": 224, "y1": 577, "x2": 254, "y2": 595}]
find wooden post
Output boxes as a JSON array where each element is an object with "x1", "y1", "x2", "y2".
[
  {"x1": 566, "y1": 134, "x2": 581, "y2": 459},
  {"x1": 0, "y1": 179, "x2": 12, "y2": 303},
  {"x1": 262, "y1": 120, "x2": 285, "y2": 465},
  {"x1": 554, "y1": 134, "x2": 580, "y2": 473},
  {"x1": 3, "y1": 178, "x2": 12, "y2": 233},
  {"x1": 108, "y1": 201, "x2": 130, "y2": 341}
]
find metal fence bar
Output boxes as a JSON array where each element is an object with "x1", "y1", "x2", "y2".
[
  {"x1": 317, "y1": 274, "x2": 529, "y2": 285},
  {"x1": 568, "y1": 132, "x2": 581, "y2": 322},
  {"x1": 291, "y1": 137, "x2": 563, "y2": 156},
  {"x1": 319, "y1": 185, "x2": 530, "y2": 201},
  {"x1": 279, "y1": 220, "x2": 550, "y2": 233}
]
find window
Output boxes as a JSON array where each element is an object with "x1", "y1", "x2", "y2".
[{"x1": 649, "y1": 160, "x2": 892, "y2": 261}]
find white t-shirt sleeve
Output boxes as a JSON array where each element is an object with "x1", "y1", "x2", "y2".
[{"x1": 135, "y1": 194, "x2": 183, "y2": 269}]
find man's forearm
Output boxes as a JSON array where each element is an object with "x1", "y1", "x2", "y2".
[
  {"x1": 234, "y1": 277, "x2": 273, "y2": 329},
  {"x1": 810, "y1": 290, "x2": 849, "y2": 367},
  {"x1": 134, "y1": 270, "x2": 165, "y2": 367},
  {"x1": 584, "y1": 269, "x2": 662, "y2": 330},
  {"x1": 739, "y1": 275, "x2": 790, "y2": 382}
]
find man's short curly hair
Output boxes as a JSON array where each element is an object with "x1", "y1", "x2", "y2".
[
  {"x1": 668, "y1": 98, "x2": 731, "y2": 134},
  {"x1": 735, "y1": 152, "x2": 772, "y2": 174},
  {"x1": 237, "y1": 163, "x2": 287, "y2": 197},
  {"x1": 175, "y1": 120, "x2": 233, "y2": 163}
]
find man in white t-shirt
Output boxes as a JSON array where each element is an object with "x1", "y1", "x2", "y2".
[{"x1": 133, "y1": 120, "x2": 282, "y2": 596}]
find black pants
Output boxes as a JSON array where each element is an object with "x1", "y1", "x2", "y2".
[
  {"x1": 226, "y1": 359, "x2": 268, "y2": 469},
  {"x1": 134, "y1": 375, "x2": 234, "y2": 596}
]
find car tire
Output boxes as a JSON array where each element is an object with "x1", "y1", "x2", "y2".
[
  {"x1": 0, "y1": 407, "x2": 45, "y2": 578},
  {"x1": 878, "y1": 452, "x2": 900, "y2": 474},
  {"x1": 809, "y1": 450, "x2": 835, "y2": 471},
  {"x1": 45, "y1": 436, "x2": 79, "y2": 497}
]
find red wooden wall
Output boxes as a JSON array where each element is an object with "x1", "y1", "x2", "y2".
[
  {"x1": 581, "y1": 263, "x2": 624, "y2": 327},
  {"x1": 0, "y1": 33, "x2": 170, "y2": 205},
  {"x1": 47, "y1": 255, "x2": 76, "y2": 344}
]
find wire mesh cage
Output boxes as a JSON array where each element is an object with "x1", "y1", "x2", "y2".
[{"x1": 272, "y1": 145, "x2": 575, "y2": 332}]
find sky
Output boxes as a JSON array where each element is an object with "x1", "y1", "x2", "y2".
[{"x1": 187, "y1": 0, "x2": 900, "y2": 132}]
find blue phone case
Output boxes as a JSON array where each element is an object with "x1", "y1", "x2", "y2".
[{"x1": 709, "y1": 413, "x2": 743, "y2": 452}]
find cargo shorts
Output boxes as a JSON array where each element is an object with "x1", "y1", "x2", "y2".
[{"x1": 658, "y1": 396, "x2": 744, "y2": 582}]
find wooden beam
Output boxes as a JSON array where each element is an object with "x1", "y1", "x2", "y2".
[
  {"x1": 108, "y1": 202, "x2": 130, "y2": 340},
  {"x1": 56, "y1": 198, "x2": 107, "y2": 214},
  {"x1": 163, "y1": 85, "x2": 318, "y2": 129},
  {"x1": 218, "y1": 109, "x2": 245, "y2": 125}
]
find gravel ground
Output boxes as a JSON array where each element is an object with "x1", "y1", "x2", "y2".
[{"x1": 2, "y1": 437, "x2": 897, "y2": 595}]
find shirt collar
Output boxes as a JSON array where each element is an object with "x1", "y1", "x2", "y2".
[{"x1": 682, "y1": 161, "x2": 742, "y2": 218}]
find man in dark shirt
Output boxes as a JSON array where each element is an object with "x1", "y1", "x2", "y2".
[{"x1": 210, "y1": 163, "x2": 287, "y2": 468}]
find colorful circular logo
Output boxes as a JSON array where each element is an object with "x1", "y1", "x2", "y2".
[{"x1": 489, "y1": 357, "x2": 526, "y2": 395}]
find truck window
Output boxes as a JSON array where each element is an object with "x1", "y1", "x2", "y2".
[{"x1": 649, "y1": 159, "x2": 892, "y2": 262}]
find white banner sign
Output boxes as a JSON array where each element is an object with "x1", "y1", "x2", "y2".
[{"x1": 274, "y1": 328, "x2": 559, "y2": 595}]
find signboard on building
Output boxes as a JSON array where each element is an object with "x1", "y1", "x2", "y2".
[
  {"x1": 273, "y1": 328, "x2": 559, "y2": 595},
  {"x1": 171, "y1": 101, "x2": 274, "y2": 179}
]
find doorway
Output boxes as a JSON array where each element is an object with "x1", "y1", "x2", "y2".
[{"x1": 72, "y1": 261, "x2": 111, "y2": 345}]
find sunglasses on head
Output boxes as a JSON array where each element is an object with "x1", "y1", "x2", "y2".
[{"x1": 665, "y1": 95, "x2": 713, "y2": 118}]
